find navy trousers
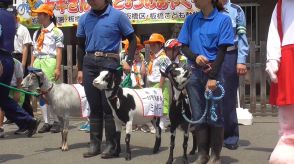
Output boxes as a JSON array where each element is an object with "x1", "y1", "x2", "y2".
[
  {"x1": 0, "y1": 52, "x2": 34, "y2": 130},
  {"x1": 186, "y1": 67, "x2": 224, "y2": 127},
  {"x1": 222, "y1": 50, "x2": 239, "y2": 145},
  {"x1": 82, "y1": 54, "x2": 120, "y2": 119}
]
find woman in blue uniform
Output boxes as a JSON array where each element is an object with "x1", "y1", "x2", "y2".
[{"x1": 178, "y1": 0, "x2": 234, "y2": 163}]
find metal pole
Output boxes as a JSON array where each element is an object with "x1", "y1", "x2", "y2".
[{"x1": 256, "y1": 6, "x2": 259, "y2": 44}]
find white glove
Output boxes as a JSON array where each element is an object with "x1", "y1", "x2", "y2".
[{"x1": 265, "y1": 59, "x2": 279, "y2": 83}]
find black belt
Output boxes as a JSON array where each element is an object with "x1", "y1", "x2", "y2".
[
  {"x1": 11, "y1": 52, "x2": 22, "y2": 56},
  {"x1": 0, "y1": 49, "x2": 10, "y2": 55}
]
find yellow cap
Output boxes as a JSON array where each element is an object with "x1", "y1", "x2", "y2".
[
  {"x1": 32, "y1": 4, "x2": 54, "y2": 17},
  {"x1": 143, "y1": 33, "x2": 165, "y2": 45}
]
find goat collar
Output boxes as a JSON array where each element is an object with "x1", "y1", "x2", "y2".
[
  {"x1": 39, "y1": 83, "x2": 54, "y2": 96},
  {"x1": 108, "y1": 85, "x2": 120, "y2": 100}
]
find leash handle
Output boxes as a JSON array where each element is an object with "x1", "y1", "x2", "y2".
[
  {"x1": 204, "y1": 81, "x2": 225, "y2": 100},
  {"x1": 181, "y1": 81, "x2": 225, "y2": 124}
]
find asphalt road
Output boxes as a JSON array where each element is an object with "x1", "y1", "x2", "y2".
[{"x1": 0, "y1": 116, "x2": 279, "y2": 164}]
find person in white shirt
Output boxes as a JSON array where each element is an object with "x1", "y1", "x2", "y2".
[
  {"x1": 265, "y1": 0, "x2": 294, "y2": 163},
  {"x1": 31, "y1": 4, "x2": 64, "y2": 134},
  {"x1": 122, "y1": 36, "x2": 146, "y2": 89},
  {"x1": 144, "y1": 33, "x2": 172, "y2": 133},
  {"x1": 9, "y1": 58, "x2": 24, "y2": 105}
]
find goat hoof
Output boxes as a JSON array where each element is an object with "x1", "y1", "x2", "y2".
[
  {"x1": 152, "y1": 147, "x2": 159, "y2": 154},
  {"x1": 153, "y1": 138, "x2": 161, "y2": 154},
  {"x1": 189, "y1": 150, "x2": 196, "y2": 155},
  {"x1": 125, "y1": 154, "x2": 131, "y2": 161},
  {"x1": 182, "y1": 157, "x2": 188, "y2": 164},
  {"x1": 166, "y1": 158, "x2": 173, "y2": 164},
  {"x1": 62, "y1": 147, "x2": 69, "y2": 151},
  {"x1": 152, "y1": 145, "x2": 160, "y2": 154}
]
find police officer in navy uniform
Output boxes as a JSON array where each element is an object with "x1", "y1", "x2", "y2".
[
  {"x1": 76, "y1": 0, "x2": 137, "y2": 158},
  {"x1": 0, "y1": 0, "x2": 40, "y2": 137},
  {"x1": 221, "y1": 0, "x2": 249, "y2": 150}
]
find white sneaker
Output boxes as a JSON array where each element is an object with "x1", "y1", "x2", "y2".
[
  {"x1": 150, "y1": 126, "x2": 156, "y2": 134},
  {"x1": 159, "y1": 116, "x2": 169, "y2": 132}
]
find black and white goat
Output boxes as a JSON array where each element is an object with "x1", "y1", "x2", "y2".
[
  {"x1": 21, "y1": 71, "x2": 81, "y2": 151},
  {"x1": 93, "y1": 70, "x2": 162, "y2": 160},
  {"x1": 164, "y1": 63, "x2": 194, "y2": 164}
]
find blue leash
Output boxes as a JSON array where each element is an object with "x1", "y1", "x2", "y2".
[{"x1": 182, "y1": 81, "x2": 225, "y2": 124}]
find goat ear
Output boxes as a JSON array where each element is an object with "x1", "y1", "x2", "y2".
[
  {"x1": 35, "y1": 72, "x2": 45, "y2": 81},
  {"x1": 172, "y1": 63, "x2": 178, "y2": 68},
  {"x1": 35, "y1": 72, "x2": 44, "y2": 77}
]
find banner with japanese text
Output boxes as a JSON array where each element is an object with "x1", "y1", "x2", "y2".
[{"x1": 15, "y1": 0, "x2": 198, "y2": 28}]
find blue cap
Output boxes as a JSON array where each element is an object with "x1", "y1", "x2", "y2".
[{"x1": 27, "y1": 67, "x2": 42, "y2": 73}]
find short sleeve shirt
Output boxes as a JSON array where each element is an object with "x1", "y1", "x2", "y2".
[
  {"x1": 131, "y1": 61, "x2": 144, "y2": 87},
  {"x1": 76, "y1": 5, "x2": 134, "y2": 53},
  {"x1": 14, "y1": 24, "x2": 32, "y2": 53},
  {"x1": 147, "y1": 49, "x2": 172, "y2": 83},
  {"x1": 11, "y1": 58, "x2": 23, "y2": 86},
  {"x1": 32, "y1": 22, "x2": 64, "y2": 57},
  {"x1": 178, "y1": 8, "x2": 234, "y2": 62}
]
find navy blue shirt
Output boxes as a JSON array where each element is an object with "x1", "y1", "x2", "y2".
[
  {"x1": 178, "y1": 8, "x2": 234, "y2": 62},
  {"x1": 0, "y1": 9, "x2": 16, "y2": 53},
  {"x1": 76, "y1": 5, "x2": 134, "y2": 53}
]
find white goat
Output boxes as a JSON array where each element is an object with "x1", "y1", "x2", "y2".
[
  {"x1": 21, "y1": 71, "x2": 81, "y2": 151},
  {"x1": 93, "y1": 70, "x2": 162, "y2": 161}
]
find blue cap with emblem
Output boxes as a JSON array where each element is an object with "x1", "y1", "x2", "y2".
[{"x1": 27, "y1": 67, "x2": 43, "y2": 73}]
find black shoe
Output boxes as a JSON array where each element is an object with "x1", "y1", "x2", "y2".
[
  {"x1": 50, "y1": 122, "x2": 61, "y2": 133},
  {"x1": 38, "y1": 123, "x2": 52, "y2": 133},
  {"x1": 83, "y1": 118, "x2": 103, "y2": 158},
  {"x1": 101, "y1": 116, "x2": 119, "y2": 159},
  {"x1": 224, "y1": 143, "x2": 238, "y2": 150},
  {"x1": 27, "y1": 118, "x2": 41, "y2": 137},
  {"x1": 208, "y1": 127, "x2": 224, "y2": 164},
  {"x1": 14, "y1": 128, "x2": 29, "y2": 135},
  {"x1": 195, "y1": 125, "x2": 210, "y2": 164}
]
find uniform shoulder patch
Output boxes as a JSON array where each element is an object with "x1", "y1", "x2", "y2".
[{"x1": 230, "y1": 3, "x2": 242, "y2": 13}]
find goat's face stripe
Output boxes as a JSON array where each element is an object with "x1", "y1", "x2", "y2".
[{"x1": 170, "y1": 67, "x2": 191, "y2": 90}]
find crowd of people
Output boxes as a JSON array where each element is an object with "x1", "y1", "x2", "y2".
[{"x1": 0, "y1": 0, "x2": 293, "y2": 163}]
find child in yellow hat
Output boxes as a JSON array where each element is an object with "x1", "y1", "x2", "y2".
[
  {"x1": 144, "y1": 33, "x2": 172, "y2": 132},
  {"x1": 31, "y1": 4, "x2": 64, "y2": 133}
]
